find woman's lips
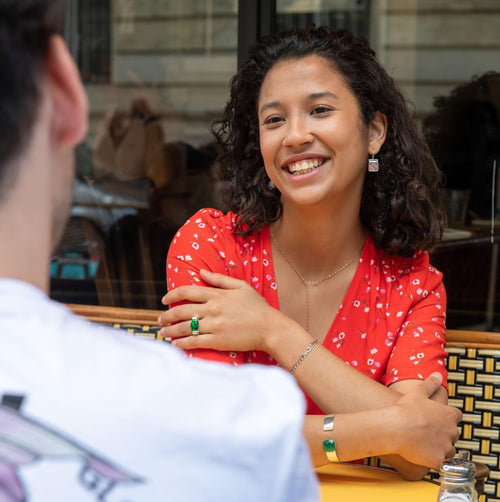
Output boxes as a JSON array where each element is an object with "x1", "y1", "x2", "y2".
[{"x1": 285, "y1": 158, "x2": 326, "y2": 175}]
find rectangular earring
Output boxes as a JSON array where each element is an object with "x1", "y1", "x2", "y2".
[{"x1": 368, "y1": 155, "x2": 379, "y2": 173}]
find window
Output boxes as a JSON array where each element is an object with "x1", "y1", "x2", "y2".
[
  {"x1": 52, "y1": 0, "x2": 239, "y2": 309},
  {"x1": 53, "y1": 0, "x2": 500, "y2": 334},
  {"x1": 276, "y1": 0, "x2": 370, "y2": 37},
  {"x1": 65, "y1": 0, "x2": 111, "y2": 83}
]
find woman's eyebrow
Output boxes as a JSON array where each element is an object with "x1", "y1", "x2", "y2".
[
  {"x1": 258, "y1": 101, "x2": 280, "y2": 116},
  {"x1": 308, "y1": 91, "x2": 340, "y2": 101},
  {"x1": 259, "y1": 91, "x2": 340, "y2": 116}
]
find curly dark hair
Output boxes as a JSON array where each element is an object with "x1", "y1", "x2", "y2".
[
  {"x1": 212, "y1": 25, "x2": 446, "y2": 257},
  {"x1": 0, "y1": 0, "x2": 63, "y2": 198}
]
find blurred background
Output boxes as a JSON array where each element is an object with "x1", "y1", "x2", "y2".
[{"x1": 51, "y1": 0, "x2": 500, "y2": 332}]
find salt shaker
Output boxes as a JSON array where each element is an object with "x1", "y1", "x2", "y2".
[{"x1": 437, "y1": 457, "x2": 478, "y2": 502}]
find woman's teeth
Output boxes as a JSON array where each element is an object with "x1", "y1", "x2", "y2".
[{"x1": 287, "y1": 159, "x2": 323, "y2": 175}]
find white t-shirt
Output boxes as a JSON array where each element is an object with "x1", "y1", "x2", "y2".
[{"x1": 0, "y1": 279, "x2": 318, "y2": 501}]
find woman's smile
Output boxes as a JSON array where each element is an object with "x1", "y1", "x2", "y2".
[
  {"x1": 258, "y1": 55, "x2": 375, "y2": 208},
  {"x1": 285, "y1": 157, "x2": 327, "y2": 175}
]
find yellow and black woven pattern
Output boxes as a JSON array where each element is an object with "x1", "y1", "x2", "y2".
[
  {"x1": 106, "y1": 322, "x2": 167, "y2": 342},
  {"x1": 447, "y1": 346, "x2": 500, "y2": 502}
]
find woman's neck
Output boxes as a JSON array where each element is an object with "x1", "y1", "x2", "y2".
[{"x1": 270, "y1": 203, "x2": 366, "y2": 281}]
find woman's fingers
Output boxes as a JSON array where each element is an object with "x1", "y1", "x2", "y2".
[
  {"x1": 160, "y1": 319, "x2": 199, "y2": 339},
  {"x1": 160, "y1": 313, "x2": 217, "y2": 338},
  {"x1": 163, "y1": 273, "x2": 250, "y2": 306},
  {"x1": 162, "y1": 285, "x2": 211, "y2": 305},
  {"x1": 200, "y1": 269, "x2": 246, "y2": 289},
  {"x1": 171, "y1": 333, "x2": 223, "y2": 350},
  {"x1": 158, "y1": 301, "x2": 205, "y2": 325}
]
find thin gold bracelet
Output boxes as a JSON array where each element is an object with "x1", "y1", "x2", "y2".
[{"x1": 289, "y1": 339, "x2": 320, "y2": 374}]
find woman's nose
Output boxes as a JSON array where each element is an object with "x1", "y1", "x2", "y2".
[{"x1": 282, "y1": 117, "x2": 314, "y2": 147}]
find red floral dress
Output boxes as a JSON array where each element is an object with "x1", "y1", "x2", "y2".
[{"x1": 167, "y1": 208, "x2": 448, "y2": 414}]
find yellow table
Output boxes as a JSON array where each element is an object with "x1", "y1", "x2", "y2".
[{"x1": 316, "y1": 463, "x2": 439, "y2": 501}]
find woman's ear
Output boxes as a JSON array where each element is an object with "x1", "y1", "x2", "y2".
[
  {"x1": 45, "y1": 34, "x2": 88, "y2": 146},
  {"x1": 368, "y1": 111, "x2": 387, "y2": 155}
]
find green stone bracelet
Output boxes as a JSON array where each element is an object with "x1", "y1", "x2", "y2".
[{"x1": 323, "y1": 439, "x2": 340, "y2": 463}]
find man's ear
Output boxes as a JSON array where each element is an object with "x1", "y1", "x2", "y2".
[
  {"x1": 367, "y1": 111, "x2": 387, "y2": 155},
  {"x1": 45, "y1": 34, "x2": 88, "y2": 146}
]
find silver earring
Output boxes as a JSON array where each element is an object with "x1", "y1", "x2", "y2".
[
  {"x1": 268, "y1": 180, "x2": 275, "y2": 189},
  {"x1": 368, "y1": 154, "x2": 379, "y2": 173}
]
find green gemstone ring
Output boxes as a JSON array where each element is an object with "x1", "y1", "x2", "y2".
[{"x1": 190, "y1": 316, "x2": 200, "y2": 335}]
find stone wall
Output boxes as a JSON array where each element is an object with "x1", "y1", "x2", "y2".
[
  {"x1": 84, "y1": 0, "x2": 500, "y2": 145},
  {"x1": 86, "y1": 0, "x2": 238, "y2": 148},
  {"x1": 377, "y1": 0, "x2": 500, "y2": 119}
]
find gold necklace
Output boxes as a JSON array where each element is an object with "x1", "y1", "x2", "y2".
[{"x1": 270, "y1": 229, "x2": 363, "y2": 332}]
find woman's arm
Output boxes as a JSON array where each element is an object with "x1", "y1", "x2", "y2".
[
  {"x1": 371, "y1": 380, "x2": 450, "y2": 480},
  {"x1": 161, "y1": 270, "x2": 398, "y2": 409},
  {"x1": 159, "y1": 271, "x2": 460, "y2": 479},
  {"x1": 305, "y1": 374, "x2": 460, "y2": 479},
  {"x1": 166, "y1": 210, "x2": 247, "y2": 364}
]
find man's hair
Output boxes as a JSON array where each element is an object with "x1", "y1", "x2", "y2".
[
  {"x1": 0, "y1": 0, "x2": 64, "y2": 196},
  {"x1": 213, "y1": 25, "x2": 446, "y2": 256}
]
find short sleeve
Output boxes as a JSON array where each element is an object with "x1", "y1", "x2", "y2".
[
  {"x1": 166, "y1": 209, "x2": 246, "y2": 365},
  {"x1": 382, "y1": 253, "x2": 448, "y2": 387}
]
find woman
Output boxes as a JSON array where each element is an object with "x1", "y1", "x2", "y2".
[{"x1": 159, "y1": 26, "x2": 460, "y2": 478}]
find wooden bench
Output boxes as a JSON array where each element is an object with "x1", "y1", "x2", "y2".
[{"x1": 68, "y1": 304, "x2": 500, "y2": 501}]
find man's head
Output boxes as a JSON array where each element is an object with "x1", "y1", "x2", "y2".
[
  {"x1": 0, "y1": 0, "x2": 88, "y2": 289},
  {"x1": 0, "y1": 0, "x2": 62, "y2": 195}
]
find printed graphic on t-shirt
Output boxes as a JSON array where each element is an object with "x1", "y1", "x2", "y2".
[{"x1": 0, "y1": 403, "x2": 143, "y2": 501}]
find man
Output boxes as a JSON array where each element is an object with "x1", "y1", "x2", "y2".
[{"x1": 0, "y1": 1, "x2": 319, "y2": 500}]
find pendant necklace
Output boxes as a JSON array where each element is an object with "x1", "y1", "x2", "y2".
[{"x1": 270, "y1": 229, "x2": 364, "y2": 332}]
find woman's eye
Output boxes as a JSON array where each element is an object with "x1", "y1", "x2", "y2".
[
  {"x1": 312, "y1": 106, "x2": 332, "y2": 115},
  {"x1": 263, "y1": 116, "x2": 283, "y2": 126}
]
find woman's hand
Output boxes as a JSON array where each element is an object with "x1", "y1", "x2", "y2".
[
  {"x1": 158, "y1": 269, "x2": 282, "y2": 353},
  {"x1": 391, "y1": 373, "x2": 462, "y2": 470}
]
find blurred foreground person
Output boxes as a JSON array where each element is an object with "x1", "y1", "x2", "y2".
[{"x1": 0, "y1": 1, "x2": 318, "y2": 500}]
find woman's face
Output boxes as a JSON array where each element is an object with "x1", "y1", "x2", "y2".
[{"x1": 257, "y1": 55, "x2": 385, "y2": 211}]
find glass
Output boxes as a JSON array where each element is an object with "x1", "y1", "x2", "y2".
[
  {"x1": 276, "y1": 0, "x2": 370, "y2": 37},
  {"x1": 275, "y1": 0, "x2": 500, "y2": 331},
  {"x1": 438, "y1": 458, "x2": 478, "y2": 502},
  {"x1": 51, "y1": 1, "x2": 500, "y2": 332},
  {"x1": 51, "y1": 0, "x2": 238, "y2": 309}
]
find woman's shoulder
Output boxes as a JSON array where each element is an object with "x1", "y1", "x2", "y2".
[
  {"x1": 181, "y1": 208, "x2": 237, "y2": 229},
  {"x1": 366, "y1": 237, "x2": 443, "y2": 290},
  {"x1": 172, "y1": 208, "x2": 266, "y2": 250}
]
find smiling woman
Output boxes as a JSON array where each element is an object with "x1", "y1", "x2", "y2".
[
  {"x1": 257, "y1": 55, "x2": 386, "y2": 217},
  {"x1": 159, "y1": 26, "x2": 460, "y2": 481}
]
